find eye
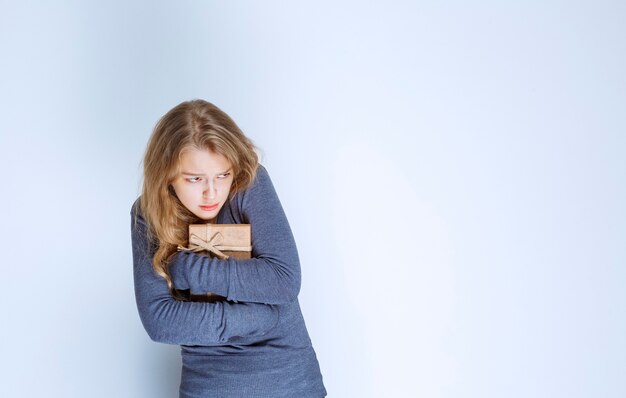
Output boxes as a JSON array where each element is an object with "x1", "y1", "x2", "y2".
[
  {"x1": 186, "y1": 177, "x2": 202, "y2": 183},
  {"x1": 216, "y1": 172, "x2": 231, "y2": 179}
]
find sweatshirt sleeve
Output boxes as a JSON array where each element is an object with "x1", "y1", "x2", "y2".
[
  {"x1": 168, "y1": 165, "x2": 302, "y2": 304},
  {"x1": 131, "y1": 201, "x2": 279, "y2": 346}
]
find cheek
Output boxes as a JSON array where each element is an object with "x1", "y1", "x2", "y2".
[
  {"x1": 217, "y1": 180, "x2": 233, "y2": 192},
  {"x1": 222, "y1": 182, "x2": 233, "y2": 197},
  {"x1": 173, "y1": 184, "x2": 197, "y2": 202},
  {"x1": 190, "y1": 185, "x2": 205, "y2": 198}
]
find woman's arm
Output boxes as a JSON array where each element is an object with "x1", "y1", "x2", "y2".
[
  {"x1": 131, "y1": 203, "x2": 279, "y2": 346},
  {"x1": 169, "y1": 166, "x2": 302, "y2": 304}
]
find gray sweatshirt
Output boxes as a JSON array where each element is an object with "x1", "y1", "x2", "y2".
[{"x1": 131, "y1": 165, "x2": 326, "y2": 398}]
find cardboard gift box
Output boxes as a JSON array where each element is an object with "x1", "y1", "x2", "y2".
[
  {"x1": 185, "y1": 223, "x2": 252, "y2": 260},
  {"x1": 177, "y1": 224, "x2": 252, "y2": 302}
]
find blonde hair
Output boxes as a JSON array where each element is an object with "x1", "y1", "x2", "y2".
[{"x1": 140, "y1": 99, "x2": 258, "y2": 294}]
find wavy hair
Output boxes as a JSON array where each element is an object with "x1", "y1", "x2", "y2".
[{"x1": 139, "y1": 99, "x2": 259, "y2": 294}]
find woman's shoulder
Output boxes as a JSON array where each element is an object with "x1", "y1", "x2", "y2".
[
  {"x1": 255, "y1": 163, "x2": 270, "y2": 181},
  {"x1": 243, "y1": 164, "x2": 276, "y2": 196},
  {"x1": 130, "y1": 197, "x2": 142, "y2": 218},
  {"x1": 130, "y1": 198, "x2": 150, "y2": 233},
  {"x1": 230, "y1": 164, "x2": 279, "y2": 214}
]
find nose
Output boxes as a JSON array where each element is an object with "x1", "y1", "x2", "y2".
[{"x1": 203, "y1": 179, "x2": 216, "y2": 200}]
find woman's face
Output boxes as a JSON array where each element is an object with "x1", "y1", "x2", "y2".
[{"x1": 171, "y1": 147, "x2": 234, "y2": 221}]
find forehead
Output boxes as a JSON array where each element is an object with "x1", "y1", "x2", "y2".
[{"x1": 178, "y1": 147, "x2": 231, "y2": 173}]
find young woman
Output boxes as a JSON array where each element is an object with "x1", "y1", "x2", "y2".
[{"x1": 131, "y1": 99, "x2": 326, "y2": 397}]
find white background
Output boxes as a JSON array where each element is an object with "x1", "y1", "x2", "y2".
[{"x1": 1, "y1": 1, "x2": 624, "y2": 397}]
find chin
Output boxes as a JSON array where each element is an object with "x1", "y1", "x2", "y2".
[{"x1": 196, "y1": 210, "x2": 219, "y2": 221}]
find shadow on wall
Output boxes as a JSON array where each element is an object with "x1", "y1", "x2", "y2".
[{"x1": 142, "y1": 345, "x2": 182, "y2": 397}]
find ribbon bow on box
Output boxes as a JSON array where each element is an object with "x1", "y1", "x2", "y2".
[{"x1": 177, "y1": 224, "x2": 252, "y2": 260}]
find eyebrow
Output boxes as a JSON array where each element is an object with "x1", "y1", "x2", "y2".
[{"x1": 180, "y1": 169, "x2": 232, "y2": 176}]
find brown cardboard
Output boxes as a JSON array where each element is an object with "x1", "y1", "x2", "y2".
[
  {"x1": 181, "y1": 223, "x2": 252, "y2": 302},
  {"x1": 187, "y1": 223, "x2": 252, "y2": 259}
]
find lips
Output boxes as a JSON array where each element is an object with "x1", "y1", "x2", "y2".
[{"x1": 199, "y1": 203, "x2": 219, "y2": 211}]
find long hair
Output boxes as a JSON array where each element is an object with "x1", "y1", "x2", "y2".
[{"x1": 140, "y1": 99, "x2": 259, "y2": 294}]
